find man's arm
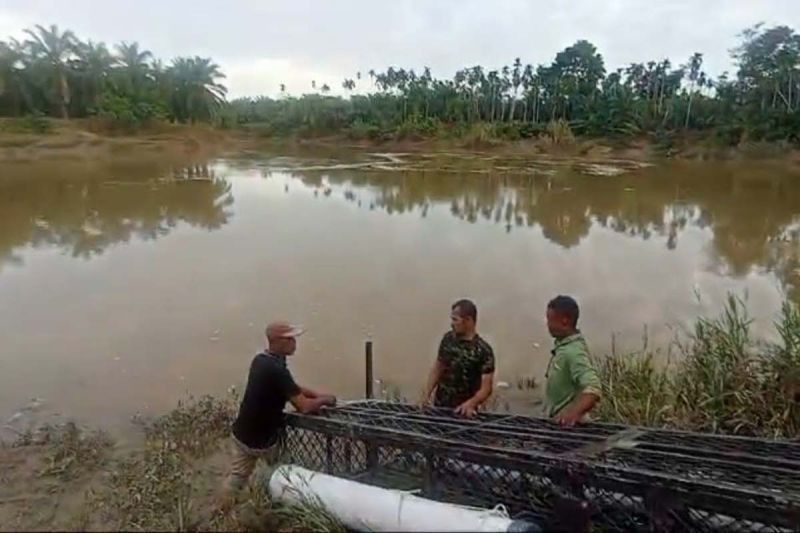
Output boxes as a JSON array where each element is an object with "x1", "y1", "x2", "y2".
[
  {"x1": 300, "y1": 386, "x2": 319, "y2": 398},
  {"x1": 277, "y1": 366, "x2": 335, "y2": 415},
  {"x1": 554, "y1": 392, "x2": 599, "y2": 427},
  {"x1": 288, "y1": 392, "x2": 336, "y2": 414},
  {"x1": 299, "y1": 386, "x2": 335, "y2": 402},
  {"x1": 421, "y1": 359, "x2": 445, "y2": 406},
  {"x1": 454, "y1": 372, "x2": 494, "y2": 417},
  {"x1": 554, "y1": 349, "x2": 602, "y2": 427}
]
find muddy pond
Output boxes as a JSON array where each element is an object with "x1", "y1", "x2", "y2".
[{"x1": 1, "y1": 151, "x2": 798, "y2": 428}]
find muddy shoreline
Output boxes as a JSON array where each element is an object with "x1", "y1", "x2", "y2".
[{"x1": 3, "y1": 120, "x2": 800, "y2": 167}]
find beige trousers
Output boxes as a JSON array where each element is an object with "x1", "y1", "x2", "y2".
[{"x1": 224, "y1": 435, "x2": 283, "y2": 492}]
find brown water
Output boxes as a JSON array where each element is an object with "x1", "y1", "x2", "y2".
[{"x1": 1, "y1": 152, "x2": 798, "y2": 425}]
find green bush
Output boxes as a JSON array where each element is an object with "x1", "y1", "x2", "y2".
[
  {"x1": 394, "y1": 117, "x2": 442, "y2": 140},
  {"x1": 345, "y1": 119, "x2": 382, "y2": 141},
  {"x1": 91, "y1": 92, "x2": 168, "y2": 132},
  {"x1": 490, "y1": 122, "x2": 522, "y2": 140},
  {"x1": 0, "y1": 112, "x2": 53, "y2": 134}
]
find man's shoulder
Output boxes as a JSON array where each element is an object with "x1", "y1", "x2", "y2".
[
  {"x1": 558, "y1": 335, "x2": 591, "y2": 358},
  {"x1": 440, "y1": 330, "x2": 456, "y2": 343},
  {"x1": 474, "y1": 334, "x2": 494, "y2": 354},
  {"x1": 250, "y1": 353, "x2": 288, "y2": 373}
]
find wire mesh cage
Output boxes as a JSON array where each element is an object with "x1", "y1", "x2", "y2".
[{"x1": 284, "y1": 400, "x2": 800, "y2": 532}]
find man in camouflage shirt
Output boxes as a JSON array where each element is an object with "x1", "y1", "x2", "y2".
[{"x1": 422, "y1": 299, "x2": 495, "y2": 417}]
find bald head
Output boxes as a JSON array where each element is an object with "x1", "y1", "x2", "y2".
[{"x1": 265, "y1": 321, "x2": 305, "y2": 356}]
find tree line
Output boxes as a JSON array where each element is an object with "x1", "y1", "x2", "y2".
[
  {"x1": 0, "y1": 24, "x2": 226, "y2": 127},
  {"x1": 2, "y1": 23, "x2": 800, "y2": 145},
  {"x1": 230, "y1": 24, "x2": 800, "y2": 145}
]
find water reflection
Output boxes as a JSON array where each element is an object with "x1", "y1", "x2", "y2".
[
  {"x1": 1, "y1": 153, "x2": 798, "y2": 424},
  {"x1": 282, "y1": 162, "x2": 800, "y2": 301},
  {"x1": 0, "y1": 161, "x2": 234, "y2": 268}
]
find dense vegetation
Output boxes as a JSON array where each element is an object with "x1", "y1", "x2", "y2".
[
  {"x1": 596, "y1": 296, "x2": 799, "y2": 438},
  {"x1": 228, "y1": 24, "x2": 800, "y2": 147},
  {"x1": 0, "y1": 24, "x2": 226, "y2": 129},
  {"x1": 2, "y1": 22, "x2": 800, "y2": 146}
]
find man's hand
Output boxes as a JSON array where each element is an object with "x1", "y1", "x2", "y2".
[
  {"x1": 321, "y1": 395, "x2": 337, "y2": 407},
  {"x1": 419, "y1": 391, "x2": 433, "y2": 408},
  {"x1": 554, "y1": 406, "x2": 583, "y2": 427},
  {"x1": 553, "y1": 392, "x2": 599, "y2": 427},
  {"x1": 454, "y1": 399, "x2": 478, "y2": 417}
]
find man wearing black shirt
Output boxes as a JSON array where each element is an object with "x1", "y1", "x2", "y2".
[{"x1": 224, "y1": 321, "x2": 335, "y2": 493}]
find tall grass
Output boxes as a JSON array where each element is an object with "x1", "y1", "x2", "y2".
[
  {"x1": 544, "y1": 119, "x2": 576, "y2": 145},
  {"x1": 595, "y1": 352, "x2": 672, "y2": 427},
  {"x1": 595, "y1": 296, "x2": 800, "y2": 438}
]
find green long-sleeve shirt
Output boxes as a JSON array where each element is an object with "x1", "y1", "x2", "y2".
[{"x1": 544, "y1": 332, "x2": 602, "y2": 417}]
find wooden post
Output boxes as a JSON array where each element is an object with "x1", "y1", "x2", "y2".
[
  {"x1": 365, "y1": 340, "x2": 374, "y2": 399},
  {"x1": 364, "y1": 340, "x2": 378, "y2": 475}
]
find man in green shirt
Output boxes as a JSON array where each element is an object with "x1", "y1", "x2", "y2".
[{"x1": 544, "y1": 295, "x2": 601, "y2": 426}]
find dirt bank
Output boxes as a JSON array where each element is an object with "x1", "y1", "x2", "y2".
[
  {"x1": 3, "y1": 119, "x2": 799, "y2": 168},
  {"x1": 0, "y1": 395, "x2": 338, "y2": 532},
  {"x1": 245, "y1": 131, "x2": 800, "y2": 167},
  {"x1": 0, "y1": 119, "x2": 250, "y2": 165}
]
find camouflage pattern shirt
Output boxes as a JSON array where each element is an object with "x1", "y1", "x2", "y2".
[{"x1": 434, "y1": 331, "x2": 495, "y2": 408}]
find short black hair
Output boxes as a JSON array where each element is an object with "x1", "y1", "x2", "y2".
[
  {"x1": 452, "y1": 299, "x2": 477, "y2": 322},
  {"x1": 547, "y1": 295, "x2": 580, "y2": 327}
]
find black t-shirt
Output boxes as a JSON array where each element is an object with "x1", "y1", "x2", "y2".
[{"x1": 232, "y1": 352, "x2": 301, "y2": 449}]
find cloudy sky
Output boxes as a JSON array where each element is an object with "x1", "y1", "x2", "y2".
[{"x1": 1, "y1": 0, "x2": 798, "y2": 98}]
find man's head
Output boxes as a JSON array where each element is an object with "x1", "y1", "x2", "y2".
[
  {"x1": 265, "y1": 321, "x2": 305, "y2": 356},
  {"x1": 450, "y1": 299, "x2": 477, "y2": 337},
  {"x1": 546, "y1": 295, "x2": 580, "y2": 339}
]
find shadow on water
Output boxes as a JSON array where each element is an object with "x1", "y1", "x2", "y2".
[{"x1": 0, "y1": 160, "x2": 234, "y2": 269}]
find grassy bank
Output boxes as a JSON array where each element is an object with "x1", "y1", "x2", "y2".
[
  {"x1": 595, "y1": 296, "x2": 800, "y2": 438},
  {"x1": 0, "y1": 393, "x2": 344, "y2": 532}
]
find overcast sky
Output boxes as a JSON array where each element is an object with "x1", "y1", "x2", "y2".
[{"x1": 1, "y1": 0, "x2": 799, "y2": 98}]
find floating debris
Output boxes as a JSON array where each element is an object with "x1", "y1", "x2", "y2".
[
  {"x1": 82, "y1": 222, "x2": 103, "y2": 236},
  {"x1": 577, "y1": 163, "x2": 627, "y2": 176}
]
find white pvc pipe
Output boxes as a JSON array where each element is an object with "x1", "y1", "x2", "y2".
[{"x1": 268, "y1": 464, "x2": 540, "y2": 532}]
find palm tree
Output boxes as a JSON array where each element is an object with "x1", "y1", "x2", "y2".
[
  {"x1": 114, "y1": 41, "x2": 153, "y2": 93},
  {"x1": 683, "y1": 52, "x2": 705, "y2": 128},
  {"x1": 0, "y1": 40, "x2": 28, "y2": 113},
  {"x1": 509, "y1": 57, "x2": 522, "y2": 121},
  {"x1": 75, "y1": 40, "x2": 113, "y2": 111},
  {"x1": 23, "y1": 24, "x2": 76, "y2": 118},
  {"x1": 168, "y1": 56, "x2": 227, "y2": 123}
]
